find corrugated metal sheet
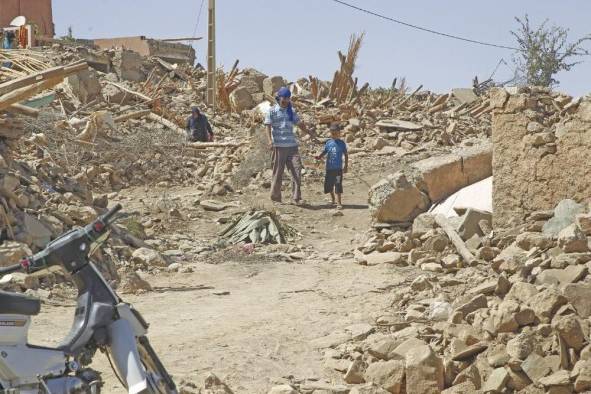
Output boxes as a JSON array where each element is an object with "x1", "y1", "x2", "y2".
[{"x1": 0, "y1": 0, "x2": 54, "y2": 37}]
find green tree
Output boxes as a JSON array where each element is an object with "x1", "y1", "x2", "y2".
[{"x1": 511, "y1": 15, "x2": 591, "y2": 87}]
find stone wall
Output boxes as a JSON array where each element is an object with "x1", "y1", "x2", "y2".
[{"x1": 492, "y1": 87, "x2": 591, "y2": 228}]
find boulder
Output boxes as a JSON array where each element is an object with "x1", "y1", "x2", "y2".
[
  {"x1": 0, "y1": 241, "x2": 32, "y2": 267},
  {"x1": 558, "y1": 223, "x2": 589, "y2": 253},
  {"x1": 530, "y1": 288, "x2": 567, "y2": 322},
  {"x1": 411, "y1": 213, "x2": 437, "y2": 238},
  {"x1": 113, "y1": 49, "x2": 145, "y2": 82},
  {"x1": 368, "y1": 172, "x2": 430, "y2": 223},
  {"x1": 576, "y1": 213, "x2": 591, "y2": 235},
  {"x1": 229, "y1": 87, "x2": 255, "y2": 111},
  {"x1": 348, "y1": 383, "x2": 390, "y2": 394},
  {"x1": 119, "y1": 271, "x2": 152, "y2": 294},
  {"x1": 365, "y1": 252, "x2": 407, "y2": 266},
  {"x1": 364, "y1": 360, "x2": 405, "y2": 393},
  {"x1": 66, "y1": 69, "x2": 102, "y2": 104},
  {"x1": 131, "y1": 247, "x2": 168, "y2": 267},
  {"x1": 521, "y1": 353, "x2": 552, "y2": 384},
  {"x1": 263, "y1": 76, "x2": 286, "y2": 96},
  {"x1": 457, "y1": 209, "x2": 492, "y2": 241},
  {"x1": 405, "y1": 344, "x2": 444, "y2": 394},
  {"x1": 543, "y1": 199, "x2": 585, "y2": 236},
  {"x1": 552, "y1": 315, "x2": 586, "y2": 351},
  {"x1": 344, "y1": 360, "x2": 366, "y2": 383},
  {"x1": 536, "y1": 265, "x2": 587, "y2": 287},
  {"x1": 506, "y1": 332, "x2": 534, "y2": 360},
  {"x1": 22, "y1": 213, "x2": 52, "y2": 249},
  {"x1": 563, "y1": 283, "x2": 591, "y2": 318},
  {"x1": 482, "y1": 367, "x2": 509, "y2": 393},
  {"x1": 267, "y1": 385, "x2": 298, "y2": 394},
  {"x1": 516, "y1": 232, "x2": 554, "y2": 251}
]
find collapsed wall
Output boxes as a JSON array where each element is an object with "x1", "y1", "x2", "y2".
[{"x1": 491, "y1": 87, "x2": 591, "y2": 228}]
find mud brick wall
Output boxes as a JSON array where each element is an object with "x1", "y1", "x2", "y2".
[{"x1": 492, "y1": 87, "x2": 591, "y2": 228}]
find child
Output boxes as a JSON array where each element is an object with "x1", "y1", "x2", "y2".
[{"x1": 315, "y1": 123, "x2": 349, "y2": 209}]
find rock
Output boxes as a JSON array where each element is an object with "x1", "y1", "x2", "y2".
[
  {"x1": 368, "y1": 172, "x2": 430, "y2": 223},
  {"x1": 22, "y1": 213, "x2": 52, "y2": 249},
  {"x1": 576, "y1": 213, "x2": 591, "y2": 236},
  {"x1": 574, "y1": 360, "x2": 591, "y2": 392},
  {"x1": 267, "y1": 385, "x2": 298, "y2": 394},
  {"x1": 365, "y1": 252, "x2": 407, "y2": 266},
  {"x1": 229, "y1": 87, "x2": 255, "y2": 111},
  {"x1": 487, "y1": 346, "x2": 510, "y2": 368},
  {"x1": 102, "y1": 83, "x2": 130, "y2": 104},
  {"x1": 344, "y1": 360, "x2": 366, "y2": 384},
  {"x1": 67, "y1": 69, "x2": 102, "y2": 104},
  {"x1": 452, "y1": 342, "x2": 488, "y2": 361},
  {"x1": 514, "y1": 308, "x2": 536, "y2": 327},
  {"x1": 405, "y1": 344, "x2": 444, "y2": 394},
  {"x1": 469, "y1": 280, "x2": 497, "y2": 296},
  {"x1": 563, "y1": 283, "x2": 591, "y2": 318},
  {"x1": 482, "y1": 367, "x2": 509, "y2": 393},
  {"x1": 457, "y1": 208, "x2": 492, "y2": 241},
  {"x1": 506, "y1": 369, "x2": 532, "y2": 391},
  {"x1": 0, "y1": 272, "x2": 39, "y2": 290},
  {"x1": 392, "y1": 338, "x2": 428, "y2": 359},
  {"x1": 441, "y1": 254, "x2": 461, "y2": 269},
  {"x1": 516, "y1": 232, "x2": 554, "y2": 251},
  {"x1": 131, "y1": 247, "x2": 168, "y2": 267},
  {"x1": 558, "y1": 224, "x2": 589, "y2": 253},
  {"x1": 493, "y1": 243, "x2": 528, "y2": 274},
  {"x1": 506, "y1": 332, "x2": 534, "y2": 360},
  {"x1": 119, "y1": 271, "x2": 152, "y2": 294},
  {"x1": 506, "y1": 282, "x2": 539, "y2": 304},
  {"x1": 348, "y1": 384, "x2": 390, "y2": 394},
  {"x1": 552, "y1": 315, "x2": 586, "y2": 351},
  {"x1": 530, "y1": 288, "x2": 567, "y2": 322},
  {"x1": 441, "y1": 381, "x2": 477, "y2": 394},
  {"x1": 368, "y1": 337, "x2": 401, "y2": 360},
  {"x1": 421, "y1": 262, "x2": 443, "y2": 272},
  {"x1": 345, "y1": 323, "x2": 375, "y2": 340},
  {"x1": 521, "y1": 353, "x2": 552, "y2": 383},
  {"x1": 113, "y1": 50, "x2": 144, "y2": 81},
  {"x1": 478, "y1": 246, "x2": 500, "y2": 262},
  {"x1": 543, "y1": 199, "x2": 585, "y2": 237},
  {"x1": 0, "y1": 241, "x2": 32, "y2": 267},
  {"x1": 423, "y1": 234, "x2": 449, "y2": 252},
  {"x1": 200, "y1": 200, "x2": 228, "y2": 212},
  {"x1": 455, "y1": 294, "x2": 488, "y2": 316},
  {"x1": 538, "y1": 370, "x2": 571, "y2": 388},
  {"x1": 410, "y1": 275, "x2": 433, "y2": 291},
  {"x1": 490, "y1": 88, "x2": 509, "y2": 108},
  {"x1": 262, "y1": 76, "x2": 285, "y2": 96},
  {"x1": 364, "y1": 360, "x2": 405, "y2": 394},
  {"x1": 411, "y1": 213, "x2": 437, "y2": 238},
  {"x1": 536, "y1": 265, "x2": 587, "y2": 287}
]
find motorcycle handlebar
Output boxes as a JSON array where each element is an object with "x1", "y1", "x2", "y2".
[
  {"x1": 101, "y1": 203, "x2": 122, "y2": 226},
  {"x1": 0, "y1": 263, "x2": 24, "y2": 275}
]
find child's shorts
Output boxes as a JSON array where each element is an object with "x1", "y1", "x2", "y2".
[{"x1": 324, "y1": 169, "x2": 343, "y2": 194}]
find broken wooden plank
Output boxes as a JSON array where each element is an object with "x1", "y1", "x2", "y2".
[
  {"x1": 147, "y1": 112, "x2": 186, "y2": 136},
  {"x1": 434, "y1": 214, "x2": 477, "y2": 265},
  {"x1": 106, "y1": 81, "x2": 153, "y2": 101},
  {"x1": 4, "y1": 103, "x2": 39, "y2": 117},
  {"x1": 113, "y1": 109, "x2": 151, "y2": 123}
]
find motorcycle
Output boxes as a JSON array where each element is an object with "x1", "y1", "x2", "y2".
[{"x1": 0, "y1": 204, "x2": 178, "y2": 394}]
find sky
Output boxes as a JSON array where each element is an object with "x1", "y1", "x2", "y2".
[{"x1": 52, "y1": 0, "x2": 591, "y2": 96}]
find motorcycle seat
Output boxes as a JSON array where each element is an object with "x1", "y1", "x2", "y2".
[{"x1": 0, "y1": 290, "x2": 40, "y2": 316}]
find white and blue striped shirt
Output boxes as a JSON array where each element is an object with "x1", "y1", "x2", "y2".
[{"x1": 264, "y1": 104, "x2": 301, "y2": 148}]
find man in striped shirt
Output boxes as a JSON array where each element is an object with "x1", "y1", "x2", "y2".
[{"x1": 264, "y1": 87, "x2": 318, "y2": 205}]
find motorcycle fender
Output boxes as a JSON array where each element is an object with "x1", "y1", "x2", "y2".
[
  {"x1": 107, "y1": 318, "x2": 148, "y2": 394},
  {"x1": 116, "y1": 303, "x2": 148, "y2": 337}
]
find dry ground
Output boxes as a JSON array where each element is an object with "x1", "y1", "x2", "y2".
[{"x1": 28, "y1": 163, "x2": 414, "y2": 393}]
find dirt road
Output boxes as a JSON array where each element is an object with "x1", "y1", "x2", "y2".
[{"x1": 29, "y1": 169, "x2": 406, "y2": 393}]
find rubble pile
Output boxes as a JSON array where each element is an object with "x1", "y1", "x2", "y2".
[{"x1": 285, "y1": 198, "x2": 591, "y2": 393}]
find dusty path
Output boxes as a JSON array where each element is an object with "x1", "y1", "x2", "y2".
[{"x1": 29, "y1": 167, "x2": 405, "y2": 393}]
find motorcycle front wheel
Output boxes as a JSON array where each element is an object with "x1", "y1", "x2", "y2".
[{"x1": 137, "y1": 336, "x2": 178, "y2": 394}]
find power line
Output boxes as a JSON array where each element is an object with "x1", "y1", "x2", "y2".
[
  {"x1": 187, "y1": 0, "x2": 206, "y2": 56},
  {"x1": 329, "y1": 0, "x2": 523, "y2": 51}
]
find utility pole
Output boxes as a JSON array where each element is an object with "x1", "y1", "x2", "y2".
[{"x1": 207, "y1": 0, "x2": 216, "y2": 111}]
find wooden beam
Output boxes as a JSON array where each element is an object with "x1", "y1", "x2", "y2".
[
  {"x1": 0, "y1": 76, "x2": 64, "y2": 112},
  {"x1": 0, "y1": 61, "x2": 87, "y2": 97},
  {"x1": 434, "y1": 214, "x2": 477, "y2": 265},
  {"x1": 4, "y1": 103, "x2": 39, "y2": 117},
  {"x1": 106, "y1": 81, "x2": 153, "y2": 101}
]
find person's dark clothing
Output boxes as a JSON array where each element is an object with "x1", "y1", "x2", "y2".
[
  {"x1": 186, "y1": 114, "x2": 213, "y2": 142},
  {"x1": 324, "y1": 169, "x2": 343, "y2": 194}
]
